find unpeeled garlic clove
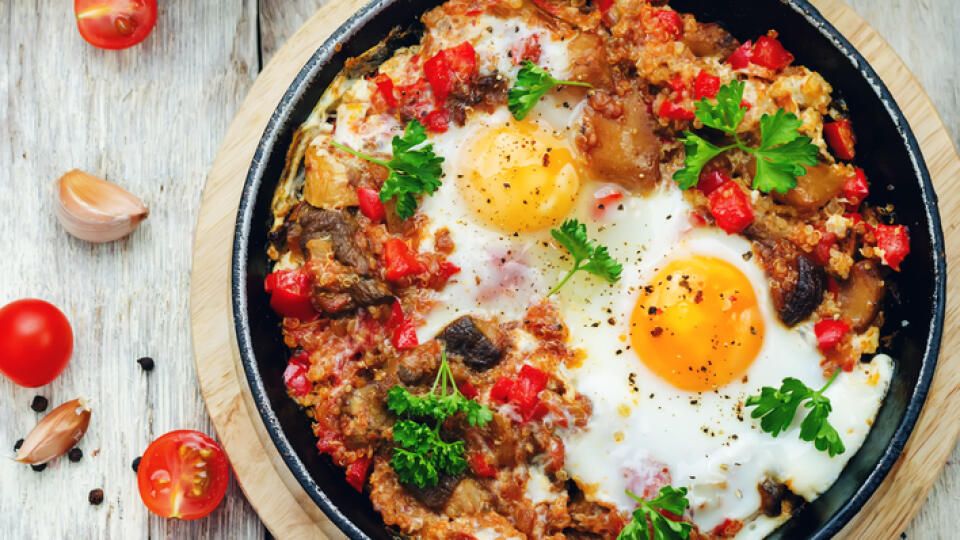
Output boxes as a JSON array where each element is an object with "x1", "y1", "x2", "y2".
[
  {"x1": 15, "y1": 398, "x2": 92, "y2": 465},
  {"x1": 55, "y1": 169, "x2": 149, "y2": 243}
]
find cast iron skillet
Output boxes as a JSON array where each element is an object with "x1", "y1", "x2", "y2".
[{"x1": 231, "y1": 1, "x2": 946, "y2": 538}]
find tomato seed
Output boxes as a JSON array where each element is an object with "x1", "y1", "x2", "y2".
[
  {"x1": 30, "y1": 396, "x2": 49, "y2": 412},
  {"x1": 131, "y1": 456, "x2": 141, "y2": 472},
  {"x1": 88, "y1": 488, "x2": 104, "y2": 505},
  {"x1": 68, "y1": 448, "x2": 83, "y2": 462},
  {"x1": 137, "y1": 357, "x2": 155, "y2": 372}
]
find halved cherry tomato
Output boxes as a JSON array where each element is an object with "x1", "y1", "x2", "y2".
[
  {"x1": 137, "y1": 430, "x2": 229, "y2": 520},
  {"x1": 707, "y1": 180, "x2": 754, "y2": 234},
  {"x1": 824, "y1": 120, "x2": 857, "y2": 161},
  {"x1": 0, "y1": 299, "x2": 73, "y2": 388},
  {"x1": 74, "y1": 0, "x2": 157, "y2": 50}
]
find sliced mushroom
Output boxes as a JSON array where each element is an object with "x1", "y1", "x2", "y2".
[
  {"x1": 779, "y1": 254, "x2": 825, "y2": 327},
  {"x1": 838, "y1": 260, "x2": 885, "y2": 331},
  {"x1": 580, "y1": 90, "x2": 660, "y2": 192},
  {"x1": 405, "y1": 474, "x2": 461, "y2": 511},
  {"x1": 680, "y1": 17, "x2": 739, "y2": 58},
  {"x1": 773, "y1": 163, "x2": 848, "y2": 213},
  {"x1": 438, "y1": 316, "x2": 503, "y2": 371}
]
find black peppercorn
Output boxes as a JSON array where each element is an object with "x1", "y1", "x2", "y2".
[
  {"x1": 137, "y1": 356, "x2": 155, "y2": 371},
  {"x1": 68, "y1": 448, "x2": 83, "y2": 462},
  {"x1": 131, "y1": 456, "x2": 141, "y2": 473},
  {"x1": 30, "y1": 396, "x2": 49, "y2": 412},
  {"x1": 31, "y1": 463, "x2": 46, "y2": 472},
  {"x1": 88, "y1": 489, "x2": 104, "y2": 505},
  {"x1": 13, "y1": 439, "x2": 24, "y2": 452}
]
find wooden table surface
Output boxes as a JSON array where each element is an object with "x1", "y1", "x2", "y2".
[{"x1": 0, "y1": 1, "x2": 955, "y2": 538}]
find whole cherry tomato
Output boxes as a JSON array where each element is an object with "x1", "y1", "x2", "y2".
[
  {"x1": 0, "y1": 299, "x2": 74, "y2": 387},
  {"x1": 74, "y1": 0, "x2": 158, "y2": 50},
  {"x1": 137, "y1": 430, "x2": 230, "y2": 520}
]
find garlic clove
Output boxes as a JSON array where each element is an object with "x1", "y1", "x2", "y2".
[
  {"x1": 15, "y1": 398, "x2": 92, "y2": 465},
  {"x1": 55, "y1": 169, "x2": 149, "y2": 243}
]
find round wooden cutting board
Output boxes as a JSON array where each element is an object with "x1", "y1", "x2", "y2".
[{"x1": 189, "y1": 1, "x2": 960, "y2": 538}]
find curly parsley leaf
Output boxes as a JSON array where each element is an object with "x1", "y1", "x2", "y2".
[
  {"x1": 674, "y1": 80, "x2": 819, "y2": 194},
  {"x1": 618, "y1": 486, "x2": 692, "y2": 540},
  {"x1": 387, "y1": 350, "x2": 493, "y2": 487},
  {"x1": 745, "y1": 370, "x2": 845, "y2": 456},
  {"x1": 331, "y1": 119, "x2": 444, "y2": 219},
  {"x1": 508, "y1": 61, "x2": 592, "y2": 121},
  {"x1": 548, "y1": 219, "x2": 622, "y2": 296}
]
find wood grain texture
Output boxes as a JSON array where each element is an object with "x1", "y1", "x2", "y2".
[{"x1": 0, "y1": 1, "x2": 265, "y2": 539}]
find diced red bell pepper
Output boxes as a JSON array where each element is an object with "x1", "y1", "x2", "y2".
[
  {"x1": 826, "y1": 275, "x2": 840, "y2": 300},
  {"x1": 373, "y1": 73, "x2": 398, "y2": 108},
  {"x1": 654, "y1": 9, "x2": 683, "y2": 40},
  {"x1": 824, "y1": 119, "x2": 857, "y2": 161},
  {"x1": 357, "y1": 187, "x2": 386, "y2": 222},
  {"x1": 511, "y1": 34, "x2": 541, "y2": 65},
  {"x1": 875, "y1": 224, "x2": 910, "y2": 271},
  {"x1": 345, "y1": 457, "x2": 372, "y2": 491},
  {"x1": 264, "y1": 269, "x2": 316, "y2": 320},
  {"x1": 814, "y1": 319, "x2": 851, "y2": 351},
  {"x1": 490, "y1": 376, "x2": 514, "y2": 404},
  {"x1": 396, "y1": 78, "x2": 433, "y2": 122},
  {"x1": 470, "y1": 452, "x2": 498, "y2": 477},
  {"x1": 658, "y1": 100, "x2": 695, "y2": 121},
  {"x1": 597, "y1": 0, "x2": 614, "y2": 13},
  {"x1": 751, "y1": 36, "x2": 794, "y2": 71},
  {"x1": 437, "y1": 260, "x2": 461, "y2": 281},
  {"x1": 845, "y1": 212, "x2": 866, "y2": 230},
  {"x1": 458, "y1": 380, "x2": 478, "y2": 400},
  {"x1": 524, "y1": 401, "x2": 550, "y2": 422},
  {"x1": 425, "y1": 108, "x2": 450, "y2": 133},
  {"x1": 423, "y1": 42, "x2": 477, "y2": 104},
  {"x1": 697, "y1": 167, "x2": 730, "y2": 196},
  {"x1": 283, "y1": 352, "x2": 312, "y2": 397},
  {"x1": 707, "y1": 180, "x2": 754, "y2": 234},
  {"x1": 509, "y1": 365, "x2": 548, "y2": 417},
  {"x1": 711, "y1": 518, "x2": 744, "y2": 537},
  {"x1": 693, "y1": 70, "x2": 720, "y2": 100},
  {"x1": 316, "y1": 428, "x2": 342, "y2": 455},
  {"x1": 387, "y1": 301, "x2": 419, "y2": 350},
  {"x1": 727, "y1": 40, "x2": 752, "y2": 69},
  {"x1": 841, "y1": 168, "x2": 869, "y2": 208},
  {"x1": 383, "y1": 238, "x2": 426, "y2": 281},
  {"x1": 811, "y1": 230, "x2": 837, "y2": 266},
  {"x1": 668, "y1": 75, "x2": 686, "y2": 98}
]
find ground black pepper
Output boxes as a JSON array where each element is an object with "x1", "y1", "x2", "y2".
[
  {"x1": 88, "y1": 489, "x2": 104, "y2": 505},
  {"x1": 68, "y1": 448, "x2": 83, "y2": 462},
  {"x1": 137, "y1": 356, "x2": 155, "y2": 371},
  {"x1": 131, "y1": 456, "x2": 141, "y2": 473},
  {"x1": 30, "y1": 395, "x2": 49, "y2": 412},
  {"x1": 14, "y1": 439, "x2": 24, "y2": 452}
]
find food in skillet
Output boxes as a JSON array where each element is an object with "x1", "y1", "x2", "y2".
[{"x1": 265, "y1": 0, "x2": 910, "y2": 538}]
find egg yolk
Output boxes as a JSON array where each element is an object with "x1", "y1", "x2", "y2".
[
  {"x1": 460, "y1": 119, "x2": 579, "y2": 233},
  {"x1": 630, "y1": 256, "x2": 764, "y2": 391}
]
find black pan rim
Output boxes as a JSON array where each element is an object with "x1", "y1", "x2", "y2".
[{"x1": 229, "y1": 1, "x2": 947, "y2": 538}]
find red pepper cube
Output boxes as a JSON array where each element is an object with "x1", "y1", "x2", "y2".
[
  {"x1": 668, "y1": 74, "x2": 686, "y2": 98},
  {"x1": 707, "y1": 180, "x2": 754, "y2": 234},
  {"x1": 874, "y1": 224, "x2": 910, "y2": 271},
  {"x1": 814, "y1": 319, "x2": 851, "y2": 351},
  {"x1": 383, "y1": 238, "x2": 427, "y2": 281},
  {"x1": 373, "y1": 73, "x2": 398, "y2": 108},
  {"x1": 597, "y1": 0, "x2": 614, "y2": 13},
  {"x1": 510, "y1": 365, "x2": 548, "y2": 416},
  {"x1": 824, "y1": 119, "x2": 857, "y2": 161},
  {"x1": 425, "y1": 109, "x2": 450, "y2": 133},
  {"x1": 396, "y1": 78, "x2": 433, "y2": 122},
  {"x1": 510, "y1": 34, "x2": 541, "y2": 65},
  {"x1": 315, "y1": 428, "x2": 342, "y2": 455},
  {"x1": 490, "y1": 376, "x2": 514, "y2": 404},
  {"x1": 841, "y1": 168, "x2": 869, "y2": 209},
  {"x1": 727, "y1": 40, "x2": 752, "y2": 69},
  {"x1": 658, "y1": 100, "x2": 695, "y2": 121},
  {"x1": 458, "y1": 380, "x2": 478, "y2": 400},
  {"x1": 264, "y1": 269, "x2": 316, "y2": 320},
  {"x1": 388, "y1": 301, "x2": 419, "y2": 350},
  {"x1": 697, "y1": 167, "x2": 731, "y2": 196},
  {"x1": 811, "y1": 230, "x2": 837, "y2": 266},
  {"x1": 692, "y1": 70, "x2": 720, "y2": 100},
  {"x1": 751, "y1": 36, "x2": 794, "y2": 71},
  {"x1": 523, "y1": 401, "x2": 551, "y2": 423},
  {"x1": 423, "y1": 42, "x2": 477, "y2": 104},
  {"x1": 283, "y1": 352, "x2": 312, "y2": 397},
  {"x1": 711, "y1": 518, "x2": 744, "y2": 537},
  {"x1": 470, "y1": 452, "x2": 498, "y2": 477},
  {"x1": 357, "y1": 187, "x2": 386, "y2": 222},
  {"x1": 654, "y1": 9, "x2": 683, "y2": 40},
  {"x1": 345, "y1": 457, "x2": 372, "y2": 491}
]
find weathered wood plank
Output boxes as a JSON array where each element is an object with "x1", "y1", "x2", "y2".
[{"x1": 0, "y1": 1, "x2": 264, "y2": 539}]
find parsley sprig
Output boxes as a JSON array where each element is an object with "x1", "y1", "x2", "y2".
[
  {"x1": 331, "y1": 119, "x2": 444, "y2": 219},
  {"x1": 617, "y1": 486, "x2": 692, "y2": 540},
  {"x1": 387, "y1": 349, "x2": 493, "y2": 487},
  {"x1": 548, "y1": 219, "x2": 622, "y2": 296},
  {"x1": 508, "y1": 61, "x2": 592, "y2": 120},
  {"x1": 673, "y1": 80, "x2": 819, "y2": 194},
  {"x1": 745, "y1": 370, "x2": 845, "y2": 457}
]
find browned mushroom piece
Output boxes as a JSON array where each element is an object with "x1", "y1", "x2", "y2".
[
  {"x1": 404, "y1": 474, "x2": 462, "y2": 511},
  {"x1": 838, "y1": 260, "x2": 886, "y2": 331},
  {"x1": 438, "y1": 316, "x2": 503, "y2": 371},
  {"x1": 773, "y1": 162, "x2": 848, "y2": 213},
  {"x1": 680, "y1": 16, "x2": 740, "y2": 58},
  {"x1": 580, "y1": 90, "x2": 661, "y2": 193}
]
